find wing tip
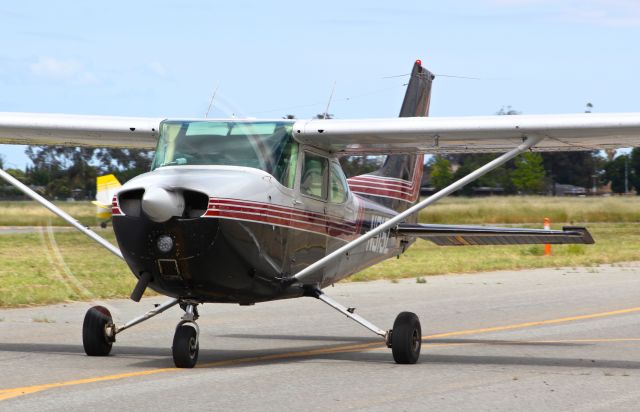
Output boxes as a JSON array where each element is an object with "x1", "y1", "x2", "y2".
[{"x1": 562, "y1": 226, "x2": 595, "y2": 244}]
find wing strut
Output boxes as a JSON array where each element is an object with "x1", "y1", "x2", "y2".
[
  {"x1": 292, "y1": 135, "x2": 543, "y2": 283},
  {"x1": 0, "y1": 167, "x2": 123, "y2": 260}
]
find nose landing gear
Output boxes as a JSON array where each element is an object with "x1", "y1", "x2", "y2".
[{"x1": 172, "y1": 303, "x2": 200, "y2": 368}]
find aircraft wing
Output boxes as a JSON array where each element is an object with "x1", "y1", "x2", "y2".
[
  {"x1": 292, "y1": 113, "x2": 640, "y2": 154},
  {"x1": 2, "y1": 111, "x2": 639, "y2": 153},
  {"x1": 0, "y1": 112, "x2": 162, "y2": 148},
  {"x1": 395, "y1": 223, "x2": 594, "y2": 246}
]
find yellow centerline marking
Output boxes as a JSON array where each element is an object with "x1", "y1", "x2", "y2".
[{"x1": 1, "y1": 305, "x2": 639, "y2": 402}]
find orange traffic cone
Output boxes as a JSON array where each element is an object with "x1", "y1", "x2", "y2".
[{"x1": 544, "y1": 217, "x2": 551, "y2": 256}]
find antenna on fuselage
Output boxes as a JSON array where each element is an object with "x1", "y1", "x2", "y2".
[
  {"x1": 322, "y1": 81, "x2": 336, "y2": 119},
  {"x1": 204, "y1": 83, "x2": 220, "y2": 118}
]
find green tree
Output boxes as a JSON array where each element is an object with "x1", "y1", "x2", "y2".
[
  {"x1": 450, "y1": 153, "x2": 516, "y2": 195},
  {"x1": 604, "y1": 154, "x2": 631, "y2": 194},
  {"x1": 511, "y1": 152, "x2": 545, "y2": 193},
  {"x1": 541, "y1": 151, "x2": 605, "y2": 190},
  {"x1": 429, "y1": 156, "x2": 453, "y2": 190}
]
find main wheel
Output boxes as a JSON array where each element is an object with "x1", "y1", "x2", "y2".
[
  {"x1": 172, "y1": 324, "x2": 199, "y2": 368},
  {"x1": 391, "y1": 312, "x2": 421, "y2": 364},
  {"x1": 83, "y1": 306, "x2": 114, "y2": 356}
]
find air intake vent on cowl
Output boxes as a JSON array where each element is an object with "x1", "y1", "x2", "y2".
[
  {"x1": 183, "y1": 190, "x2": 209, "y2": 218},
  {"x1": 118, "y1": 189, "x2": 144, "y2": 217}
]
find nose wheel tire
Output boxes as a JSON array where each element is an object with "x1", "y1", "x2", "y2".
[
  {"x1": 172, "y1": 324, "x2": 199, "y2": 368},
  {"x1": 83, "y1": 306, "x2": 114, "y2": 356},
  {"x1": 391, "y1": 312, "x2": 421, "y2": 364}
]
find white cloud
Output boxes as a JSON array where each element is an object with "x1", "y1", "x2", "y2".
[{"x1": 29, "y1": 57, "x2": 98, "y2": 85}]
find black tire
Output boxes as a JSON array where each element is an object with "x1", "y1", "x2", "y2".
[
  {"x1": 172, "y1": 324, "x2": 199, "y2": 368},
  {"x1": 83, "y1": 306, "x2": 113, "y2": 356},
  {"x1": 391, "y1": 311, "x2": 421, "y2": 364}
]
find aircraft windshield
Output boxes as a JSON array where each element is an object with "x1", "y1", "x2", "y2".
[{"x1": 152, "y1": 120, "x2": 298, "y2": 187}]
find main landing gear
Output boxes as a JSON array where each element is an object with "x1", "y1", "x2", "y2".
[
  {"x1": 82, "y1": 298, "x2": 202, "y2": 368},
  {"x1": 308, "y1": 289, "x2": 422, "y2": 364},
  {"x1": 82, "y1": 292, "x2": 421, "y2": 367}
]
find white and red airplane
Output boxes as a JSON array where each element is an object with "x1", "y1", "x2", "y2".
[{"x1": 0, "y1": 61, "x2": 637, "y2": 367}]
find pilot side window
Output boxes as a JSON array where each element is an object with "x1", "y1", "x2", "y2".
[
  {"x1": 329, "y1": 163, "x2": 348, "y2": 203},
  {"x1": 301, "y1": 152, "x2": 328, "y2": 199}
]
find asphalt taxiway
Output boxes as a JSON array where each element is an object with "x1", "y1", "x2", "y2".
[{"x1": 1, "y1": 263, "x2": 639, "y2": 411}]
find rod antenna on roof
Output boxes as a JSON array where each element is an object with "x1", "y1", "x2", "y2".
[
  {"x1": 323, "y1": 81, "x2": 336, "y2": 119},
  {"x1": 204, "y1": 83, "x2": 220, "y2": 118}
]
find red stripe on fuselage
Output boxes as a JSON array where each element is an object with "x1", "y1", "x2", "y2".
[
  {"x1": 111, "y1": 195, "x2": 124, "y2": 216},
  {"x1": 204, "y1": 197, "x2": 362, "y2": 240}
]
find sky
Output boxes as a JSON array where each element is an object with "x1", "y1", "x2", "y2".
[{"x1": 1, "y1": 0, "x2": 639, "y2": 169}]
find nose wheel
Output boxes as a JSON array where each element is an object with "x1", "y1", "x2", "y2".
[
  {"x1": 172, "y1": 302, "x2": 200, "y2": 368},
  {"x1": 173, "y1": 324, "x2": 199, "y2": 368}
]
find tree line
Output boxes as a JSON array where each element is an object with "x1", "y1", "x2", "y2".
[{"x1": 0, "y1": 147, "x2": 153, "y2": 199}]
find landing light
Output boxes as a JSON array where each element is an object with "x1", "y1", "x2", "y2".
[{"x1": 157, "y1": 235, "x2": 174, "y2": 253}]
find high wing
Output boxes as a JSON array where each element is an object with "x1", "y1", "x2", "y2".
[
  {"x1": 2, "y1": 112, "x2": 640, "y2": 153},
  {"x1": 0, "y1": 112, "x2": 161, "y2": 148},
  {"x1": 292, "y1": 113, "x2": 640, "y2": 154},
  {"x1": 395, "y1": 223, "x2": 593, "y2": 246}
]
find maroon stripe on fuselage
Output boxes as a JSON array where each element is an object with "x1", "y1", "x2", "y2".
[
  {"x1": 203, "y1": 197, "x2": 363, "y2": 240},
  {"x1": 111, "y1": 195, "x2": 124, "y2": 216},
  {"x1": 208, "y1": 198, "x2": 356, "y2": 229}
]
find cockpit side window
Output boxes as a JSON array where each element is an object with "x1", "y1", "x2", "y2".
[
  {"x1": 273, "y1": 137, "x2": 298, "y2": 189},
  {"x1": 329, "y1": 163, "x2": 348, "y2": 203},
  {"x1": 300, "y1": 152, "x2": 328, "y2": 199}
]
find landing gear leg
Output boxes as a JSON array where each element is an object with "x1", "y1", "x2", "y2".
[
  {"x1": 308, "y1": 288, "x2": 422, "y2": 364},
  {"x1": 172, "y1": 302, "x2": 200, "y2": 368}
]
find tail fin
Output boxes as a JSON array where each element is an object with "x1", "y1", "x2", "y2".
[
  {"x1": 347, "y1": 60, "x2": 434, "y2": 218},
  {"x1": 93, "y1": 174, "x2": 121, "y2": 222}
]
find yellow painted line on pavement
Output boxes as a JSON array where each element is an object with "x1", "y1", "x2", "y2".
[{"x1": 1, "y1": 305, "x2": 640, "y2": 402}]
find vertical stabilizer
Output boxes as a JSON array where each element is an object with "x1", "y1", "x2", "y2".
[
  {"x1": 347, "y1": 60, "x2": 434, "y2": 219},
  {"x1": 93, "y1": 174, "x2": 121, "y2": 223}
]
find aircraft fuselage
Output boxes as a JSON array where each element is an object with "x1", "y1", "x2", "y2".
[{"x1": 112, "y1": 163, "x2": 409, "y2": 305}]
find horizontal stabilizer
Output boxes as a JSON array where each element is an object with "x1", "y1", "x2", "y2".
[
  {"x1": 395, "y1": 223, "x2": 594, "y2": 246},
  {"x1": 91, "y1": 200, "x2": 111, "y2": 209}
]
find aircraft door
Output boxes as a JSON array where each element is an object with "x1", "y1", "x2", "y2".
[
  {"x1": 324, "y1": 161, "x2": 359, "y2": 283},
  {"x1": 287, "y1": 150, "x2": 329, "y2": 281}
]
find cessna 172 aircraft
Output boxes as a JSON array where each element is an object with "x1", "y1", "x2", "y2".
[{"x1": 0, "y1": 61, "x2": 639, "y2": 368}]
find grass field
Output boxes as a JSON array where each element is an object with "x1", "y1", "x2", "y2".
[
  {"x1": 418, "y1": 196, "x2": 640, "y2": 224},
  {"x1": 0, "y1": 201, "x2": 96, "y2": 226},
  {"x1": 1, "y1": 197, "x2": 640, "y2": 306}
]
